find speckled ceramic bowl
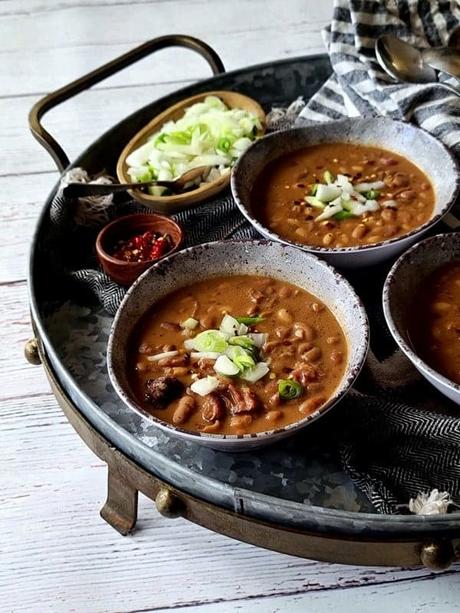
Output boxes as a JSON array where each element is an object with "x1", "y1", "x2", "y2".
[
  {"x1": 107, "y1": 240, "x2": 369, "y2": 451},
  {"x1": 231, "y1": 118, "x2": 460, "y2": 268},
  {"x1": 383, "y1": 233, "x2": 460, "y2": 405}
]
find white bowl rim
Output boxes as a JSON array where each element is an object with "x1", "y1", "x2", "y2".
[
  {"x1": 231, "y1": 119, "x2": 460, "y2": 255},
  {"x1": 382, "y1": 232, "x2": 460, "y2": 394},
  {"x1": 107, "y1": 239, "x2": 370, "y2": 445}
]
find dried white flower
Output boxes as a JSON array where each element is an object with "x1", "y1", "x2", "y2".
[
  {"x1": 409, "y1": 490, "x2": 452, "y2": 515},
  {"x1": 59, "y1": 167, "x2": 114, "y2": 227}
]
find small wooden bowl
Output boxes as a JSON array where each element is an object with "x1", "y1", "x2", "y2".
[
  {"x1": 96, "y1": 213, "x2": 183, "y2": 286},
  {"x1": 116, "y1": 90, "x2": 266, "y2": 214}
]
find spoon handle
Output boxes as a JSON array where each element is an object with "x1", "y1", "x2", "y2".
[
  {"x1": 422, "y1": 48, "x2": 460, "y2": 80},
  {"x1": 63, "y1": 180, "x2": 169, "y2": 198}
]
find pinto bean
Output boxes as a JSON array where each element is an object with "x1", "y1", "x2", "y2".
[
  {"x1": 249, "y1": 288, "x2": 264, "y2": 303},
  {"x1": 381, "y1": 157, "x2": 398, "y2": 166},
  {"x1": 200, "y1": 315, "x2": 216, "y2": 329},
  {"x1": 275, "y1": 326, "x2": 290, "y2": 339},
  {"x1": 169, "y1": 367, "x2": 189, "y2": 377},
  {"x1": 381, "y1": 208, "x2": 396, "y2": 222},
  {"x1": 388, "y1": 172, "x2": 409, "y2": 188},
  {"x1": 398, "y1": 210, "x2": 413, "y2": 223},
  {"x1": 265, "y1": 410, "x2": 283, "y2": 422},
  {"x1": 157, "y1": 355, "x2": 188, "y2": 367},
  {"x1": 310, "y1": 302, "x2": 325, "y2": 313},
  {"x1": 268, "y1": 393, "x2": 281, "y2": 408},
  {"x1": 295, "y1": 227, "x2": 309, "y2": 238},
  {"x1": 160, "y1": 322, "x2": 181, "y2": 331},
  {"x1": 278, "y1": 286, "x2": 293, "y2": 299},
  {"x1": 173, "y1": 395, "x2": 196, "y2": 424},
  {"x1": 277, "y1": 308, "x2": 293, "y2": 324},
  {"x1": 138, "y1": 343, "x2": 154, "y2": 355},
  {"x1": 352, "y1": 224, "x2": 368, "y2": 240},
  {"x1": 299, "y1": 396, "x2": 325, "y2": 415},
  {"x1": 294, "y1": 322, "x2": 316, "y2": 341},
  {"x1": 304, "y1": 346, "x2": 322, "y2": 362},
  {"x1": 230, "y1": 414, "x2": 253, "y2": 429},
  {"x1": 382, "y1": 224, "x2": 400, "y2": 238},
  {"x1": 263, "y1": 340, "x2": 282, "y2": 353},
  {"x1": 330, "y1": 351, "x2": 344, "y2": 365},
  {"x1": 398, "y1": 190, "x2": 416, "y2": 201},
  {"x1": 322, "y1": 233, "x2": 334, "y2": 246},
  {"x1": 298, "y1": 341, "x2": 314, "y2": 355}
]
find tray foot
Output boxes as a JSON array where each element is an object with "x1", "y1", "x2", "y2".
[{"x1": 100, "y1": 466, "x2": 138, "y2": 535}]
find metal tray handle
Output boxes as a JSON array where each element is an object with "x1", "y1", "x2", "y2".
[{"x1": 28, "y1": 34, "x2": 225, "y2": 172}]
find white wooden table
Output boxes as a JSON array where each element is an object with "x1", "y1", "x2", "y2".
[{"x1": 1, "y1": 1, "x2": 459, "y2": 611}]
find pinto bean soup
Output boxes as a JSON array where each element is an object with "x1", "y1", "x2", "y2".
[
  {"x1": 252, "y1": 143, "x2": 435, "y2": 248},
  {"x1": 409, "y1": 261, "x2": 460, "y2": 385},
  {"x1": 129, "y1": 275, "x2": 347, "y2": 435}
]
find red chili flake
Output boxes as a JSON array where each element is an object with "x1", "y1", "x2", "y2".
[{"x1": 112, "y1": 230, "x2": 172, "y2": 263}]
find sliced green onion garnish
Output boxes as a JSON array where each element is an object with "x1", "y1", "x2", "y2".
[
  {"x1": 226, "y1": 346, "x2": 255, "y2": 371},
  {"x1": 304, "y1": 196, "x2": 325, "y2": 209},
  {"x1": 228, "y1": 335, "x2": 256, "y2": 350},
  {"x1": 278, "y1": 379, "x2": 303, "y2": 400},
  {"x1": 334, "y1": 210, "x2": 355, "y2": 221},
  {"x1": 323, "y1": 170, "x2": 335, "y2": 184},
  {"x1": 310, "y1": 183, "x2": 319, "y2": 196},
  {"x1": 363, "y1": 189, "x2": 380, "y2": 200},
  {"x1": 235, "y1": 316, "x2": 265, "y2": 325},
  {"x1": 193, "y1": 330, "x2": 228, "y2": 353}
]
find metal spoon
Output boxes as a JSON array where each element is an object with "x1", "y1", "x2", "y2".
[
  {"x1": 375, "y1": 35, "x2": 460, "y2": 93},
  {"x1": 63, "y1": 165, "x2": 213, "y2": 198}
]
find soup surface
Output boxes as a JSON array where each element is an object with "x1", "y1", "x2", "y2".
[
  {"x1": 409, "y1": 261, "x2": 460, "y2": 385},
  {"x1": 128, "y1": 275, "x2": 347, "y2": 435},
  {"x1": 252, "y1": 143, "x2": 435, "y2": 248}
]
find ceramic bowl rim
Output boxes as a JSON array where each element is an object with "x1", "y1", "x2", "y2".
[
  {"x1": 231, "y1": 119, "x2": 460, "y2": 255},
  {"x1": 382, "y1": 232, "x2": 460, "y2": 394},
  {"x1": 107, "y1": 239, "x2": 370, "y2": 445}
]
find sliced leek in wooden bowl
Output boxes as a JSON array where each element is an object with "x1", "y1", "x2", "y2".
[{"x1": 116, "y1": 91, "x2": 266, "y2": 214}]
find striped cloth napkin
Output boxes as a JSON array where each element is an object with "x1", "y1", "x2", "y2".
[{"x1": 299, "y1": 0, "x2": 460, "y2": 162}]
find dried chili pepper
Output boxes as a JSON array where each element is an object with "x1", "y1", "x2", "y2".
[{"x1": 112, "y1": 231, "x2": 172, "y2": 263}]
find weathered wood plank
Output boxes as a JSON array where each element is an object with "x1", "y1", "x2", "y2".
[
  {"x1": 0, "y1": 0, "x2": 330, "y2": 96},
  {"x1": 0, "y1": 392, "x2": 446, "y2": 613},
  {"x1": 1, "y1": 81, "x2": 195, "y2": 177},
  {"x1": 152, "y1": 572, "x2": 460, "y2": 613},
  {"x1": 0, "y1": 283, "x2": 51, "y2": 399}
]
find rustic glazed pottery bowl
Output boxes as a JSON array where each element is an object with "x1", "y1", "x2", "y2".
[
  {"x1": 117, "y1": 90, "x2": 266, "y2": 214},
  {"x1": 383, "y1": 233, "x2": 460, "y2": 405},
  {"x1": 231, "y1": 118, "x2": 460, "y2": 268},
  {"x1": 96, "y1": 213, "x2": 183, "y2": 286},
  {"x1": 107, "y1": 240, "x2": 369, "y2": 451}
]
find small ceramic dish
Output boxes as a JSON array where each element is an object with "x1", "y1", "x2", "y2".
[
  {"x1": 231, "y1": 118, "x2": 460, "y2": 268},
  {"x1": 96, "y1": 213, "x2": 183, "y2": 286},
  {"x1": 383, "y1": 232, "x2": 460, "y2": 405},
  {"x1": 107, "y1": 240, "x2": 369, "y2": 451},
  {"x1": 116, "y1": 90, "x2": 266, "y2": 215}
]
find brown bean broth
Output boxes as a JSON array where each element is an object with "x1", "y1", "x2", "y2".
[
  {"x1": 252, "y1": 143, "x2": 435, "y2": 248},
  {"x1": 128, "y1": 275, "x2": 347, "y2": 435},
  {"x1": 409, "y1": 261, "x2": 460, "y2": 385}
]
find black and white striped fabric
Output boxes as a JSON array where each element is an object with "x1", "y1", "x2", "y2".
[
  {"x1": 46, "y1": 0, "x2": 460, "y2": 514},
  {"x1": 298, "y1": 0, "x2": 460, "y2": 161}
]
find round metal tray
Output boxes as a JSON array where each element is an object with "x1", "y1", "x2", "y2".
[{"x1": 27, "y1": 35, "x2": 460, "y2": 569}]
